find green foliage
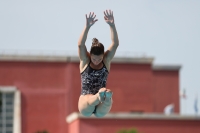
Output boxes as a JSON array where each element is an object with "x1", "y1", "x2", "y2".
[
  {"x1": 117, "y1": 128, "x2": 139, "y2": 133},
  {"x1": 35, "y1": 130, "x2": 49, "y2": 133}
]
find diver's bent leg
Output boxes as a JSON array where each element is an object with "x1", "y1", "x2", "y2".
[
  {"x1": 78, "y1": 88, "x2": 106, "y2": 117},
  {"x1": 78, "y1": 94, "x2": 98, "y2": 117},
  {"x1": 87, "y1": 88, "x2": 106, "y2": 106},
  {"x1": 88, "y1": 93, "x2": 100, "y2": 106},
  {"x1": 94, "y1": 89, "x2": 113, "y2": 118}
]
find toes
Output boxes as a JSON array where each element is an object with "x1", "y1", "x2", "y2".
[
  {"x1": 98, "y1": 88, "x2": 112, "y2": 102},
  {"x1": 105, "y1": 91, "x2": 113, "y2": 98},
  {"x1": 99, "y1": 88, "x2": 106, "y2": 92},
  {"x1": 106, "y1": 89, "x2": 111, "y2": 92},
  {"x1": 98, "y1": 90, "x2": 106, "y2": 102}
]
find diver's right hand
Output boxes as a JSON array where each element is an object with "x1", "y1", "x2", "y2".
[{"x1": 85, "y1": 12, "x2": 98, "y2": 28}]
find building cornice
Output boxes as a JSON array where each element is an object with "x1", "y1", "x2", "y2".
[
  {"x1": 66, "y1": 112, "x2": 200, "y2": 123},
  {"x1": 152, "y1": 65, "x2": 181, "y2": 71},
  {"x1": 0, "y1": 54, "x2": 154, "y2": 64},
  {"x1": 0, "y1": 54, "x2": 181, "y2": 70},
  {"x1": 0, "y1": 55, "x2": 70, "y2": 62}
]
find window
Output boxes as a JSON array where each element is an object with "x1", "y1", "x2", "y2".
[{"x1": 0, "y1": 87, "x2": 21, "y2": 133}]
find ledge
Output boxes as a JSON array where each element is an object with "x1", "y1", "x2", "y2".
[
  {"x1": 0, "y1": 55, "x2": 181, "y2": 70},
  {"x1": 0, "y1": 55, "x2": 70, "y2": 62},
  {"x1": 0, "y1": 86, "x2": 17, "y2": 92},
  {"x1": 66, "y1": 112, "x2": 200, "y2": 123},
  {"x1": 0, "y1": 54, "x2": 154, "y2": 64},
  {"x1": 152, "y1": 65, "x2": 181, "y2": 71},
  {"x1": 112, "y1": 57, "x2": 154, "y2": 64}
]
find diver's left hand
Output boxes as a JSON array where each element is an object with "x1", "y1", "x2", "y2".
[{"x1": 104, "y1": 10, "x2": 115, "y2": 26}]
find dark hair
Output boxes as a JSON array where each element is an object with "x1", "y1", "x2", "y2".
[{"x1": 90, "y1": 38, "x2": 104, "y2": 55}]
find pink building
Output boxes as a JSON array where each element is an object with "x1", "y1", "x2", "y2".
[{"x1": 0, "y1": 54, "x2": 199, "y2": 133}]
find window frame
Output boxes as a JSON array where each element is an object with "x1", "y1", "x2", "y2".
[{"x1": 0, "y1": 86, "x2": 21, "y2": 133}]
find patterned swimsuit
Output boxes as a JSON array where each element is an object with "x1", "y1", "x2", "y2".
[{"x1": 80, "y1": 61, "x2": 109, "y2": 95}]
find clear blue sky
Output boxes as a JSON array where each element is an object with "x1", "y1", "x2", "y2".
[{"x1": 0, "y1": 0, "x2": 199, "y2": 115}]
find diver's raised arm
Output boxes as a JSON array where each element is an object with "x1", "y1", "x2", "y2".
[
  {"x1": 78, "y1": 12, "x2": 98, "y2": 61},
  {"x1": 104, "y1": 10, "x2": 119, "y2": 62}
]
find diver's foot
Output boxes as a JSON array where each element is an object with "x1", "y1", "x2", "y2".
[
  {"x1": 98, "y1": 88, "x2": 106, "y2": 103},
  {"x1": 105, "y1": 89, "x2": 113, "y2": 99}
]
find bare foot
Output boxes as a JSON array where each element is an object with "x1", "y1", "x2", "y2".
[{"x1": 98, "y1": 88, "x2": 106, "y2": 102}]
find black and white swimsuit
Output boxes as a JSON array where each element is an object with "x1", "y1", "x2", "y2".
[{"x1": 80, "y1": 61, "x2": 109, "y2": 95}]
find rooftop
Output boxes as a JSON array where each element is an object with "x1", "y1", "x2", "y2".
[
  {"x1": 0, "y1": 54, "x2": 181, "y2": 71},
  {"x1": 66, "y1": 112, "x2": 200, "y2": 123}
]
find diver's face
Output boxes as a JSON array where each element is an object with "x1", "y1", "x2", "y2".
[{"x1": 91, "y1": 54, "x2": 104, "y2": 65}]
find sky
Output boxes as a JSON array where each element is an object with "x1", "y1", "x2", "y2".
[{"x1": 0, "y1": 0, "x2": 200, "y2": 115}]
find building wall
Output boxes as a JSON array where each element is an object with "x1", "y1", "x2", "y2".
[
  {"x1": 0, "y1": 60, "x2": 180, "y2": 133},
  {"x1": 106, "y1": 63, "x2": 154, "y2": 112},
  {"x1": 69, "y1": 118, "x2": 200, "y2": 133},
  {"x1": 0, "y1": 61, "x2": 69, "y2": 133},
  {"x1": 153, "y1": 70, "x2": 180, "y2": 113}
]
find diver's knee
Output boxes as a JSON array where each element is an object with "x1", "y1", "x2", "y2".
[{"x1": 79, "y1": 108, "x2": 93, "y2": 117}]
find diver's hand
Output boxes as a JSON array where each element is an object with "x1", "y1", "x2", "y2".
[
  {"x1": 85, "y1": 12, "x2": 98, "y2": 28},
  {"x1": 104, "y1": 10, "x2": 115, "y2": 26}
]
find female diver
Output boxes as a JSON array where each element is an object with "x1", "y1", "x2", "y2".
[{"x1": 78, "y1": 10, "x2": 119, "y2": 117}]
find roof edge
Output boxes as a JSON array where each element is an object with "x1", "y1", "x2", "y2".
[
  {"x1": 0, "y1": 54, "x2": 154, "y2": 64},
  {"x1": 153, "y1": 65, "x2": 182, "y2": 71},
  {"x1": 0, "y1": 55, "x2": 70, "y2": 62},
  {"x1": 66, "y1": 112, "x2": 200, "y2": 123}
]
